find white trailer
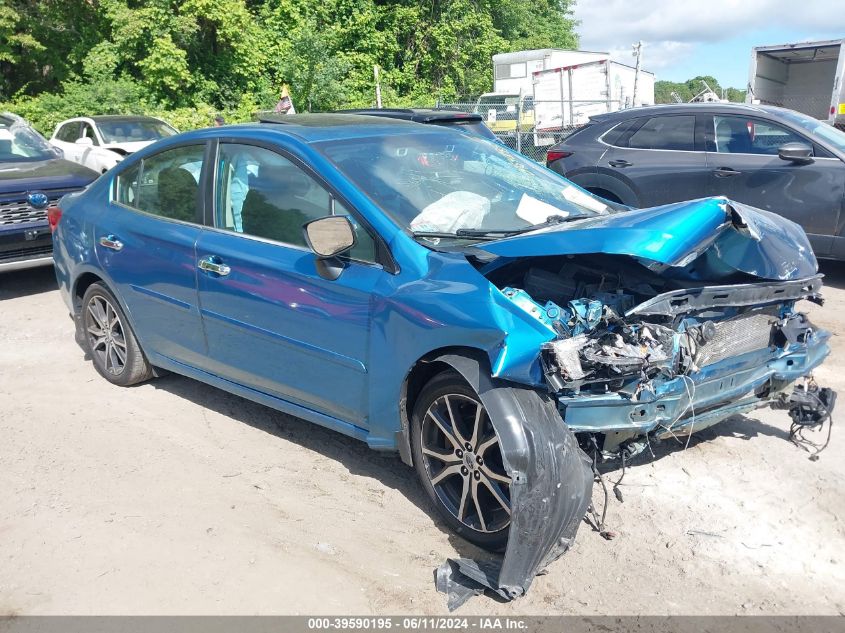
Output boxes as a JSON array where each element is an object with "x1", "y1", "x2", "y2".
[
  {"x1": 747, "y1": 39, "x2": 845, "y2": 126},
  {"x1": 531, "y1": 59, "x2": 655, "y2": 145},
  {"x1": 492, "y1": 49, "x2": 610, "y2": 95}
]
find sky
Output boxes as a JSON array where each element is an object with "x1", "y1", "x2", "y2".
[{"x1": 573, "y1": 0, "x2": 845, "y2": 89}]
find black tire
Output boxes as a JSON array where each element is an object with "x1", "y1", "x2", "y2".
[
  {"x1": 411, "y1": 370, "x2": 511, "y2": 552},
  {"x1": 81, "y1": 282, "x2": 153, "y2": 386}
]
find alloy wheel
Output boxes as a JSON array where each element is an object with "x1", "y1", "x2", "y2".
[
  {"x1": 420, "y1": 394, "x2": 511, "y2": 533},
  {"x1": 85, "y1": 295, "x2": 128, "y2": 376}
]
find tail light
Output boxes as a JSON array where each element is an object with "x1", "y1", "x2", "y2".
[
  {"x1": 47, "y1": 205, "x2": 62, "y2": 232},
  {"x1": 546, "y1": 149, "x2": 573, "y2": 165}
]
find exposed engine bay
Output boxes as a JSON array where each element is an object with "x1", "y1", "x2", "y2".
[{"x1": 485, "y1": 253, "x2": 832, "y2": 457}]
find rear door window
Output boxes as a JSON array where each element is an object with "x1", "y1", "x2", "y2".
[
  {"x1": 115, "y1": 144, "x2": 205, "y2": 223},
  {"x1": 626, "y1": 115, "x2": 696, "y2": 151}
]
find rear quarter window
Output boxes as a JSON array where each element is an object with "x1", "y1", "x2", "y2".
[
  {"x1": 626, "y1": 115, "x2": 696, "y2": 151},
  {"x1": 599, "y1": 119, "x2": 642, "y2": 146}
]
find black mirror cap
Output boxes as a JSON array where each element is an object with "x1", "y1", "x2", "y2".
[
  {"x1": 778, "y1": 142, "x2": 814, "y2": 164},
  {"x1": 303, "y1": 215, "x2": 357, "y2": 259}
]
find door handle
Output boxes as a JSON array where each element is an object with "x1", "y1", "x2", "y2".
[
  {"x1": 99, "y1": 235, "x2": 124, "y2": 251},
  {"x1": 714, "y1": 167, "x2": 742, "y2": 178},
  {"x1": 198, "y1": 256, "x2": 231, "y2": 277},
  {"x1": 608, "y1": 159, "x2": 632, "y2": 168}
]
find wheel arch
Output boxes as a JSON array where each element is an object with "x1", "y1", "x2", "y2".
[
  {"x1": 567, "y1": 170, "x2": 640, "y2": 207},
  {"x1": 70, "y1": 270, "x2": 150, "y2": 361},
  {"x1": 397, "y1": 346, "x2": 492, "y2": 467},
  {"x1": 72, "y1": 271, "x2": 107, "y2": 312}
]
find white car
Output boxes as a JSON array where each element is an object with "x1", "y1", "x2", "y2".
[{"x1": 50, "y1": 115, "x2": 178, "y2": 174}]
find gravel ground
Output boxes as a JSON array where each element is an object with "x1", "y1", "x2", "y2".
[{"x1": 1, "y1": 263, "x2": 844, "y2": 615}]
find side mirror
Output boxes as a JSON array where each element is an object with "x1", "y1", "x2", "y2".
[
  {"x1": 75, "y1": 137, "x2": 94, "y2": 146},
  {"x1": 304, "y1": 215, "x2": 356, "y2": 259},
  {"x1": 778, "y1": 142, "x2": 813, "y2": 164}
]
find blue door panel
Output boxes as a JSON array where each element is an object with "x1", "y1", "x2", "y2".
[
  {"x1": 195, "y1": 230, "x2": 378, "y2": 426},
  {"x1": 96, "y1": 205, "x2": 206, "y2": 364}
]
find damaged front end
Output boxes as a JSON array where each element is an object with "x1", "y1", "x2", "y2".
[
  {"x1": 479, "y1": 197, "x2": 834, "y2": 456},
  {"x1": 440, "y1": 197, "x2": 835, "y2": 607},
  {"x1": 537, "y1": 275, "x2": 829, "y2": 455}
]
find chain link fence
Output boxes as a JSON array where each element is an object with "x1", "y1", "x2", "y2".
[{"x1": 432, "y1": 99, "x2": 627, "y2": 163}]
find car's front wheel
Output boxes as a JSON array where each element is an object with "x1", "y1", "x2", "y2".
[
  {"x1": 411, "y1": 371, "x2": 512, "y2": 551},
  {"x1": 81, "y1": 283, "x2": 153, "y2": 386}
]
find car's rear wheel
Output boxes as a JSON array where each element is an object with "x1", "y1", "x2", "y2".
[
  {"x1": 411, "y1": 371, "x2": 511, "y2": 551},
  {"x1": 81, "y1": 283, "x2": 152, "y2": 386}
]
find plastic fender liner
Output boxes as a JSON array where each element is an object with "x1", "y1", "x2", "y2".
[{"x1": 431, "y1": 354, "x2": 593, "y2": 607}]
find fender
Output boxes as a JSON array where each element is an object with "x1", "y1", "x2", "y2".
[{"x1": 429, "y1": 354, "x2": 593, "y2": 606}]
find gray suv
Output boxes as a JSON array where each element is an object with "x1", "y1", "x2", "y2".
[{"x1": 546, "y1": 103, "x2": 845, "y2": 259}]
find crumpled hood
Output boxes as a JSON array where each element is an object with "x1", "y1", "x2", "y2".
[{"x1": 478, "y1": 197, "x2": 817, "y2": 281}]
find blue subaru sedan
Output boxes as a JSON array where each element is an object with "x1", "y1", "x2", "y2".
[{"x1": 52, "y1": 114, "x2": 833, "y2": 598}]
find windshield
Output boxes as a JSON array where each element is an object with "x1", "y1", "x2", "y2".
[
  {"x1": 316, "y1": 131, "x2": 610, "y2": 240},
  {"x1": 776, "y1": 110, "x2": 845, "y2": 154},
  {"x1": 97, "y1": 120, "x2": 176, "y2": 144},
  {"x1": 0, "y1": 116, "x2": 56, "y2": 162}
]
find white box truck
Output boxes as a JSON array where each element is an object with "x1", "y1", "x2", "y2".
[
  {"x1": 747, "y1": 39, "x2": 845, "y2": 126},
  {"x1": 492, "y1": 49, "x2": 611, "y2": 95},
  {"x1": 532, "y1": 59, "x2": 654, "y2": 145},
  {"x1": 477, "y1": 49, "x2": 654, "y2": 147}
]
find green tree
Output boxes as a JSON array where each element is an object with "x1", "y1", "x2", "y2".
[
  {"x1": 655, "y1": 76, "x2": 746, "y2": 104},
  {"x1": 0, "y1": 0, "x2": 582, "y2": 125}
]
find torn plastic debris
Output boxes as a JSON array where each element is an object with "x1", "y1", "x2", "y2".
[{"x1": 431, "y1": 354, "x2": 593, "y2": 610}]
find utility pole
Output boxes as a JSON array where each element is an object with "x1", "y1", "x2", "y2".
[
  {"x1": 374, "y1": 65, "x2": 383, "y2": 108},
  {"x1": 631, "y1": 40, "x2": 643, "y2": 107}
]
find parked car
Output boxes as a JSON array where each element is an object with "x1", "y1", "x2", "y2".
[
  {"x1": 546, "y1": 103, "x2": 845, "y2": 259},
  {"x1": 0, "y1": 113, "x2": 98, "y2": 272},
  {"x1": 50, "y1": 115, "x2": 177, "y2": 174},
  {"x1": 52, "y1": 114, "x2": 833, "y2": 599},
  {"x1": 333, "y1": 108, "x2": 500, "y2": 142}
]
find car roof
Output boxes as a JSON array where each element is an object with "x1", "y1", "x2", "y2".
[
  {"x1": 590, "y1": 102, "x2": 795, "y2": 123},
  {"x1": 58, "y1": 115, "x2": 168, "y2": 125},
  {"x1": 333, "y1": 108, "x2": 484, "y2": 123},
  {"x1": 253, "y1": 112, "x2": 455, "y2": 142},
  {"x1": 89, "y1": 115, "x2": 168, "y2": 124}
]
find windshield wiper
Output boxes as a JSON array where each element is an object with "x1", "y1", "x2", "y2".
[
  {"x1": 456, "y1": 214, "x2": 580, "y2": 237},
  {"x1": 412, "y1": 231, "x2": 497, "y2": 241}
]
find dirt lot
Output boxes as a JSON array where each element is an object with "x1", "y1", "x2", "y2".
[{"x1": 1, "y1": 263, "x2": 844, "y2": 615}]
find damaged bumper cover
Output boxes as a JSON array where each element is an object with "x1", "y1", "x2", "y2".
[{"x1": 560, "y1": 329, "x2": 830, "y2": 438}]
